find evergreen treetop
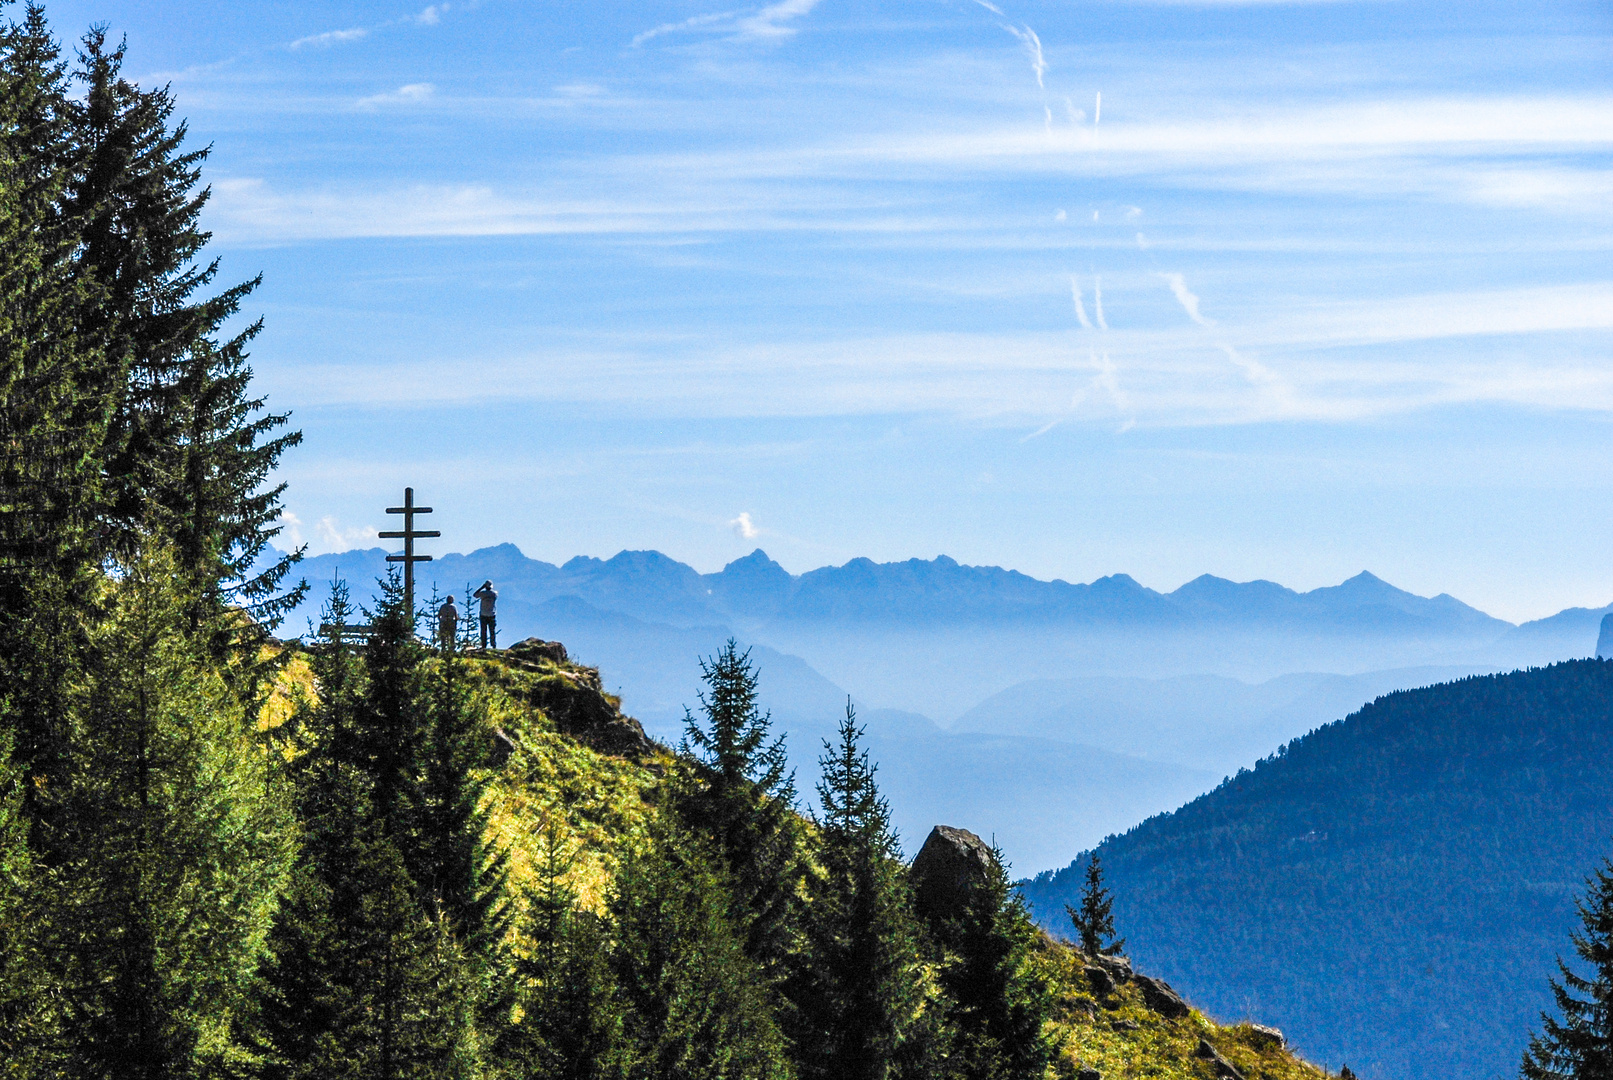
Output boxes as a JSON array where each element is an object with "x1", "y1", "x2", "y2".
[{"x1": 1522, "y1": 856, "x2": 1613, "y2": 1080}]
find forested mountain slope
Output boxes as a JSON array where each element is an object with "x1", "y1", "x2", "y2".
[{"x1": 1020, "y1": 659, "x2": 1613, "y2": 1080}]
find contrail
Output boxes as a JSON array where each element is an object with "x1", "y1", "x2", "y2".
[{"x1": 1094, "y1": 276, "x2": 1108, "y2": 330}]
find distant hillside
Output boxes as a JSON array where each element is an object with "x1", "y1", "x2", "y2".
[{"x1": 1019, "y1": 659, "x2": 1613, "y2": 1080}]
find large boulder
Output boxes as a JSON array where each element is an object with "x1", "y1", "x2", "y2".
[
  {"x1": 1247, "y1": 1023, "x2": 1284, "y2": 1050},
  {"x1": 508, "y1": 637, "x2": 569, "y2": 665},
  {"x1": 1135, "y1": 974, "x2": 1191, "y2": 1019},
  {"x1": 911, "y1": 825, "x2": 998, "y2": 922}
]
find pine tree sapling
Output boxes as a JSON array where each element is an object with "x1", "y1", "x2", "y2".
[{"x1": 1066, "y1": 854, "x2": 1125, "y2": 958}]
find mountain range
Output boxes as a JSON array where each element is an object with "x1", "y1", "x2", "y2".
[{"x1": 273, "y1": 545, "x2": 1610, "y2": 871}]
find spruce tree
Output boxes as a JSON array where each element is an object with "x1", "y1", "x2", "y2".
[
  {"x1": 66, "y1": 27, "x2": 304, "y2": 644},
  {"x1": 609, "y1": 816, "x2": 791, "y2": 1080},
  {"x1": 932, "y1": 843, "x2": 1054, "y2": 1080},
  {"x1": 415, "y1": 620, "x2": 509, "y2": 949},
  {"x1": 506, "y1": 819, "x2": 627, "y2": 1079},
  {"x1": 30, "y1": 540, "x2": 296, "y2": 1078},
  {"x1": 254, "y1": 579, "x2": 474, "y2": 1080},
  {"x1": 796, "y1": 700, "x2": 927, "y2": 1080},
  {"x1": 675, "y1": 639, "x2": 802, "y2": 987},
  {"x1": 1521, "y1": 856, "x2": 1613, "y2": 1079},
  {"x1": 1066, "y1": 854, "x2": 1124, "y2": 957}
]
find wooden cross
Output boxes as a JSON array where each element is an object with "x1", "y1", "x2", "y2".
[{"x1": 379, "y1": 487, "x2": 440, "y2": 619}]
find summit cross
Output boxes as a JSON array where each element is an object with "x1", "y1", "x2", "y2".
[{"x1": 379, "y1": 487, "x2": 440, "y2": 619}]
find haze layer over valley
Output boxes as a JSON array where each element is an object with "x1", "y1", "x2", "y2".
[{"x1": 281, "y1": 544, "x2": 1607, "y2": 871}]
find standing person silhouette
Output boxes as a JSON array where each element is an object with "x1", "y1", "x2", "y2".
[
  {"x1": 436, "y1": 593, "x2": 459, "y2": 648},
  {"x1": 473, "y1": 580, "x2": 498, "y2": 649}
]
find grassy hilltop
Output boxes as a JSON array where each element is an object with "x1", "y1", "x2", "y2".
[{"x1": 272, "y1": 636, "x2": 1333, "y2": 1080}]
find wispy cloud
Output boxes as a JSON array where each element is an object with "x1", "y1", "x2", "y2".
[
  {"x1": 972, "y1": 0, "x2": 1005, "y2": 13},
  {"x1": 631, "y1": 10, "x2": 741, "y2": 46},
  {"x1": 357, "y1": 83, "x2": 436, "y2": 109},
  {"x1": 290, "y1": 27, "x2": 367, "y2": 50},
  {"x1": 1070, "y1": 277, "x2": 1092, "y2": 329},
  {"x1": 730, "y1": 512, "x2": 761, "y2": 538},
  {"x1": 1160, "y1": 272, "x2": 1213, "y2": 326},
  {"x1": 736, "y1": 0, "x2": 823, "y2": 39},
  {"x1": 415, "y1": 4, "x2": 449, "y2": 26},
  {"x1": 1094, "y1": 277, "x2": 1108, "y2": 330},
  {"x1": 1003, "y1": 25, "x2": 1046, "y2": 89}
]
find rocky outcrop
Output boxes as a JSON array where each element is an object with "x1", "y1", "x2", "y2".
[
  {"x1": 1091, "y1": 953, "x2": 1132, "y2": 984},
  {"x1": 1195, "y1": 1037, "x2": 1246, "y2": 1080},
  {"x1": 1247, "y1": 1023, "x2": 1284, "y2": 1050},
  {"x1": 508, "y1": 637, "x2": 569, "y2": 665},
  {"x1": 910, "y1": 825, "x2": 997, "y2": 922},
  {"x1": 492, "y1": 642, "x2": 655, "y2": 760},
  {"x1": 1135, "y1": 974, "x2": 1191, "y2": 1019}
]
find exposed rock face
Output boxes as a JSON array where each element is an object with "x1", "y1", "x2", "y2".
[
  {"x1": 1195, "y1": 1038, "x2": 1246, "y2": 1080},
  {"x1": 508, "y1": 637, "x2": 569, "y2": 665},
  {"x1": 1084, "y1": 966, "x2": 1115, "y2": 999},
  {"x1": 1092, "y1": 954, "x2": 1132, "y2": 984},
  {"x1": 1135, "y1": 974, "x2": 1191, "y2": 1019},
  {"x1": 1599, "y1": 614, "x2": 1613, "y2": 660},
  {"x1": 910, "y1": 825, "x2": 997, "y2": 921},
  {"x1": 1247, "y1": 1023, "x2": 1284, "y2": 1050}
]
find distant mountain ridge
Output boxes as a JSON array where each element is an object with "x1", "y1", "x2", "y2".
[{"x1": 278, "y1": 544, "x2": 1515, "y2": 638}]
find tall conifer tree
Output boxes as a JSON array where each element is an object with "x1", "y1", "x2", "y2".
[
  {"x1": 796, "y1": 701, "x2": 927, "y2": 1080},
  {"x1": 66, "y1": 27, "x2": 303, "y2": 643},
  {"x1": 610, "y1": 816, "x2": 791, "y2": 1080},
  {"x1": 31, "y1": 541, "x2": 295, "y2": 1078},
  {"x1": 675, "y1": 639, "x2": 802, "y2": 988},
  {"x1": 930, "y1": 844, "x2": 1054, "y2": 1080}
]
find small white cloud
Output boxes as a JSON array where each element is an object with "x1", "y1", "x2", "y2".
[
  {"x1": 1160, "y1": 272, "x2": 1213, "y2": 326},
  {"x1": 416, "y1": 4, "x2": 449, "y2": 25},
  {"x1": 359, "y1": 82, "x2": 436, "y2": 108},
  {"x1": 1054, "y1": 209, "x2": 1067, "y2": 222},
  {"x1": 1124, "y1": 206, "x2": 1142, "y2": 220},
  {"x1": 730, "y1": 512, "x2": 760, "y2": 539},
  {"x1": 290, "y1": 27, "x2": 367, "y2": 50}
]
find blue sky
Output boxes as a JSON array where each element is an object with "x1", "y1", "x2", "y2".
[{"x1": 44, "y1": 0, "x2": 1613, "y2": 621}]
